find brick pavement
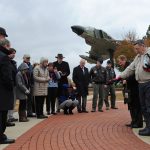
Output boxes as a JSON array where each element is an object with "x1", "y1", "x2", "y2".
[{"x1": 4, "y1": 102, "x2": 150, "y2": 150}]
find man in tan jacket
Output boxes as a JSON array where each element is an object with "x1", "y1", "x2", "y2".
[{"x1": 119, "y1": 40, "x2": 150, "y2": 136}]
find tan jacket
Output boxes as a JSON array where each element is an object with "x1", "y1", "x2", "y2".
[
  {"x1": 33, "y1": 65, "x2": 49, "y2": 96},
  {"x1": 120, "y1": 48, "x2": 150, "y2": 83}
]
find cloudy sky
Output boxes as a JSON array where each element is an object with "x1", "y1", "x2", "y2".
[{"x1": 0, "y1": 0, "x2": 150, "y2": 72}]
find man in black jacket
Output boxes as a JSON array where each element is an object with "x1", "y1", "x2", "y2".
[
  {"x1": 73, "y1": 59, "x2": 90, "y2": 113},
  {"x1": 53, "y1": 54, "x2": 70, "y2": 112},
  {"x1": 0, "y1": 28, "x2": 15, "y2": 144}
]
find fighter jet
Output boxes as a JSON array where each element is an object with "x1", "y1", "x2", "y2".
[{"x1": 71, "y1": 25, "x2": 119, "y2": 65}]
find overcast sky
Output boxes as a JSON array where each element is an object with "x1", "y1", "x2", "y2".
[{"x1": 0, "y1": 0, "x2": 150, "y2": 73}]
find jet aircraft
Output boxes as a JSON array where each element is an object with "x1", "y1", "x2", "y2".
[{"x1": 71, "y1": 25, "x2": 120, "y2": 66}]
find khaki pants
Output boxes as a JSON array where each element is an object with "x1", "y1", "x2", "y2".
[{"x1": 92, "y1": 83, "x2": 104, "y2": 111}]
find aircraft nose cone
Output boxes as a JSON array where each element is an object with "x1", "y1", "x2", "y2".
[{"x1": 71, "y1": 26, "x2": 84, "y2": 35}]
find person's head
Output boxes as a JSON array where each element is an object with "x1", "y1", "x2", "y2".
[
  {"x1": 80, "y1": 59, "x2": 86, "y2": 68},
  {"x1": 47, "y1": 62, "x2": 54, "y2": 71},
  {"x1": 40, "y1": 57, "x2": 48, "y2": 68},
  {"x1": 19, "y1": 63, "x2": 29, "y2": 74},
  {"x1": 107, "y1": 60, "x2": 112, "y2": 68},
  {"x1": 133, "y1": 40, "x2": 146, "y2": 55},
  {"x1": 23, "y1": 54, "x2": 31, "y2": 63},
  {"x1": 32, "y1": 62, "x2": 39, "y2": 68},
  {"x1": 96, "y1": 58, "x2": 103, "y2": 67},
  {"x1": 0, "y1": 27, "x2": 8, "y2": 40},
  {"x1": 0, "y1": 39, "x2": 10, "y2": 50},
  {"x1": 117, "y1": 55, "x2": 127, "y2": 67},
  {"x1": 55, "y1": 54, "x2": 64, "y2": 63},
  {"x1": 8, "y1": 48, "x2": 16, "y2": 59}
]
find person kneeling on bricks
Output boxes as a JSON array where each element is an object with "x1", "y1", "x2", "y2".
[{"x1": 58, "y1": 84, "x2": 79, "y2": 115}]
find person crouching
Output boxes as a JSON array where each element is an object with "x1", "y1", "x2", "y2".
[
  {"x1": 58, "y1": 84, "x2": 79, "y2": 115},
  {"x1": 16, "y1": 63, "x2": 30, "y2": 122}
]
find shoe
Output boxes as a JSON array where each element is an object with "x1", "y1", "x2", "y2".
[
  {"x1": 78, "y1": 110, "x2": 82, "y2": 113},
  {"x1": 98, "y1": 110, "x2": 103, "y2": 112},
  {"x1": 125, "y1": 123, "x2": 131, "y2": 127},
  {"x1": 27, "y1": 114, "x2": 36, "y2": 117},
  {"x1": 19, "y1": 117, "x2": 29, "y2": 122},
  {"x1": 139, "y1": 127, "x2": 148, "y2": 133},
  {"x1": 47, "y1": 112, "x2": 50, "y2": 115},
  {"x1": 91, "y1": 110, "x2": 96, "y2": 112},
  {"x1": 139, "y1": 128, "x2": 150, "y2": 136},
  {"x1": 37, "y1": 115, "x2": 48, "y2": 119},
  {"x1": 0, "y1": 138, "x2": 15, "y2": 144},
  {"x1": 64, "y1": 109, "x2": 69, "y2": 115},
  {"x1": 8, "y1": 118, "x2": 18, "y2": 122},
  {"x1": 51, "y1": 112, "x2": 57, "y2": 115},
  {"x1": 69, "y1": 109, "x2": 74, "y2": 115},
  {"x1": 57, "y1": 109, "x2": 60, "y2": 113},
  {"x1": 41, "y1": 115, "x2": 48, "y2": 118},
  {"x1": 106, "y1": 107, "x2": 110, "y2": 110},
  {"x1": 82, "y1": 110, "x2": 89, "y2": 113},
  {"x1": 132, "y1": 124, "x2": 143, "y2": 128},
  {"x1": 111, "y1": 107, "x2": 118, "y2": 109},
  {"x1": 6, "y1": 122, "x2": 15, "y2": 127}
]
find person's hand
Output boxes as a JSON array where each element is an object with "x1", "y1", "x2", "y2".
[
  {"x1": 114, "y1": 76, "x2": 122, "y2": 81},
  {"x1": 54, "y1": 68, "x2": 58, "y2": 72},
  {"x1": 104, "y1": 85, "x2": 107, "y2": 88},
  {"x1": 123, "y1": 80, "x2": 127, "y2": 85},
  {"x1": 46, "y1": 77, "x2": 51, "y2": 81},
  {"x1": 25, "y1": 89, "x2": 30, "y2": 94}
]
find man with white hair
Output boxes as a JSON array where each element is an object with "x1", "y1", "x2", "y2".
[
  {"x1": 33, "y1": 57, "x2": 50, "y2": 119},
  {"x1": 22, "y1": 54, "x2": 35, "y2": 117},
  {"x1": 73, "y1": 59, "x2": 90, "y2": 113}
]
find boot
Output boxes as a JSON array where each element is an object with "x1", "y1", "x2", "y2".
[
  {"x1": 19, "y1": 111, "x2": 29, "y2": 122},
  {"x1": 139, "y1": 113, "x2": 150, "y2": 136},
  {"x1": 69, "y1": 106, "x2": 75, "y2": 115},
  {"x1": 64, "y1": 107, "x2": 69, "y2": 115}
]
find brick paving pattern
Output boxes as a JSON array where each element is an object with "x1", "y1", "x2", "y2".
[{"x1": 4, "y1": 102, "x2": 150, "y2": 150}]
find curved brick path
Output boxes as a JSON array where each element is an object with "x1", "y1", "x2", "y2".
[{"x1": 4, "y1": 102, "x2": 150, "y2": 150}]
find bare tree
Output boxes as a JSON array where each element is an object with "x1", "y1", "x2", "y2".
[{"x1": 122, "y1": 30, "x2": 138, "y2": 42}]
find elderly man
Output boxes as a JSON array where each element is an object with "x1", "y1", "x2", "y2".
[
  {"x1": 119, "y1": 40, "x2": 150, "y2": 136},
  {"x1": 53, "y1": 54, "x2": 70, "y2": 112},
  {"x1": 0, "y1": 27, "x2": 15, "y2": 144},
  {"x1": 73, "y1": 59, "x2": 90, "y2": 113},
  {"x1": 20, "y1": 54, "x2": 35, "y2": 117}
]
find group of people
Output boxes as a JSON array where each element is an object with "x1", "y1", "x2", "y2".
[{"x1": 0, "y1": 26, "x2": 150, "y2": 145}]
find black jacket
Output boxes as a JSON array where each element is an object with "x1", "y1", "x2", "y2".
[
  {"x1": 123, "y1": 62, "x2": 140, "y2": 107},
  {"x1": 10, "y1": 60, "x2": 17, "y2": 86},
  {"x1": 90, "y1": 65, "x2": 108, "y2": 84},
  {"x1": 53, "y1": 61, "x2": 70, "y2": 84},
  {"x1": 73, "y1": 65, "x2": 90, "y2": 96},
  {"x1": 0, "y1": 46, "x2": 14, "y2": 110}
]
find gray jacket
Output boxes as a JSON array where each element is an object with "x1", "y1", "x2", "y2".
[
  {"x1": 120, "y1": 48, "x2": 150, "y2": 83},
  {"x1": 16, "y1": 63, "x2": 29, "y2": 100}
]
